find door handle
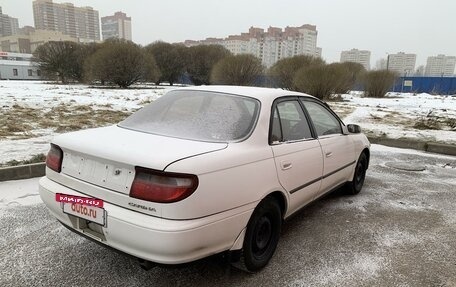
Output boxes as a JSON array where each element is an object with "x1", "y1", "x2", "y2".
[
  {"x1": 281, "y1": 161, "x2": 292, "y2": 170},
  {"x1": 325, "y1": 152, "x2": 333, "y2": 158}
]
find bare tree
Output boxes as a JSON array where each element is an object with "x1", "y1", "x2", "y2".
[
  {"x1": 145, "y1": 42, "x2": 186, "y2": 85},
  {"x1": 186, "y1": 45, "x2": 231, "y2": 85},
  {"x1": 325, "y1": 62, "x2": 365, "y2": 95},
  {"x1": 362, "y1": 70, "x2": 398, "y2": 98},
  {"x1": 84, "y1": 39, "x2": 153, "y2": 88},
  {"x1": 143, "y1": 52, "x2": 161, "y2": 84},
  {"x1": 293, "y1": 65, "x2": 330, "y2": 99},
  {"x1": 335, "y1": 62, "x2": 366, "y2": 93},
  {"x1": 292, "y1": 62, "x2": 366, "y2": 100},
  {"x1": 210, "y1": 54, "x2": 263, "y2": 86},
  {"x1": 33, "y1": 41, "x2": 88, "y2": 83},
  {"x1": 269, "y1": 55, "x2": 325, "y2": 90}
]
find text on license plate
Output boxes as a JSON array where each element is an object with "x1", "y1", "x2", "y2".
[{"x1": 62, "y1": 203, "x2": 106, "y2": 226}]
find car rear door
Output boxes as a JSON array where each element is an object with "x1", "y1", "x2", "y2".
[
  {"x1": 270, "y1": 98, "x2": 324, "y2": 216},
  {"x1": 300, "y1": 99, "x2": 356, "y2": 197}
]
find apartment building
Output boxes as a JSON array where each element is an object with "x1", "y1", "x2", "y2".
[
  {"x1": 101, "y1": 12, "x2": 132, "y2": 41},
  {"x1": 32, "y1": 0, "x2": 100, "y2": 41},
  {"x1": 425, "y1": 54, "x2": 456, "y2": 76},
  {"x1": 387, "y1": 52, "x2": 416, "y2": 75},
  {"x1": 0, "y1": 7, "x2": 19, "y2": 37},
  {"x1": 184, "y1": 25, "x2": 322, "y2": 67},
  {"x1": 340, "y1": 48, "x2": 371, "y2": 70}
]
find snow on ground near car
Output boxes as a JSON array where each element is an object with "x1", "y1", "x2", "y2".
[
  {"x1": 0, "y1": 81, "x2": 455, "y2": 165},
  {"x1": 329, "y1": 92, "x2": 456, "y2": 144},
  {"x1": 0, "y1": 178, "x2": 41, "y2": 208}
]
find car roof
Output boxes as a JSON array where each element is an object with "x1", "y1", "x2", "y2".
[{"x1": 175, "y1": 85, "x2": 318, "y2": 102}]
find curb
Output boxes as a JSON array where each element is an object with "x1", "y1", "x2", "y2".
[
  {"x1": 0, "y1": 138, "x2": 454, "y2": 182},
  {"x1": 0, "y1": 163, "x2": 46, "y2": 182},
  {"x1": 367, "y1": 137, "x2": 456, "y2": 156}
]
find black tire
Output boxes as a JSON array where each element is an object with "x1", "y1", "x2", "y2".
[
  {"x1": 346, "y1": 152, "x2": 368, "y2": 195},
  {"x1": 241, "y1": 197, "x2": 282, "y2": 272}
]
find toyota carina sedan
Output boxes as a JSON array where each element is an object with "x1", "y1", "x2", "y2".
[{"x1": 39, "y1": 86, "x2": 370, "y2": 272}]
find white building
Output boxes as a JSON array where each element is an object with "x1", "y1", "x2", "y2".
[
  {"x1": 0, "y1": 7, "x2": 19, "y2": 37},
  {"x1": 387, "y1": 52, "x2": 416, "y2": 75},
  {"x1": 184, "y1": 25, "x2": 322, "y2": 68},
  {"x1": 340, "y1": 49, "x2": 371, "y2": 70},
  {"x1": 425, "y1": 54, "x2": 456, "y2": 76},
  {"x1": 0, "y1": 52, "x2": 41, "y2": 80},
  {"x1": 101, "y1": 11, "x2": 132, "y2": 41}
]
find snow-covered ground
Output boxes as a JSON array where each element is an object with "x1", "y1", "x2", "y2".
[
  {"x1": 0, "y1": 81, "x2": 455, "y2": 165},
  {"x1": 329, "y1": 92, "x2": 456, "y2": 143}
]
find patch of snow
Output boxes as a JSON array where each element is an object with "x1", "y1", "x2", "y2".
[
  {"x1": 292, "y1": 253, "x2": 385, "y2": 286},
  {"x1": 0, "y1": 178, "x2": 41, "y2": 207},
  {"x1": 371, "y1": 144, "x2": 455, "y2": 160},
  {"x1": 339, "y1": 92, "x2": 456, "y2": 144}
]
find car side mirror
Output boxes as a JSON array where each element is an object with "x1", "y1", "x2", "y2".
[{"x1": 347, "y1": 124, "x2": 362, "y2": 134}]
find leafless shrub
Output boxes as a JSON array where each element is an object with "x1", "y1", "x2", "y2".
[
  {"x1": 210, "y1": 54, "x2": 263, "y2": 86},
  {"x1": 362, "y1": 70, "x2": 398, "y2": 98}
]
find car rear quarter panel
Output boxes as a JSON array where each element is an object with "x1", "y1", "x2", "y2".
[{"x1": 163, "y1": 142, "x2": 287, "y2": 219}]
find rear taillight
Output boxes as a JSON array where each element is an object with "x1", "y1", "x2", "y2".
[
  {"x1": 46, "y1": 144, "x2": 63, "y2": 173},
  {"x1": 130, "y1": 167, "x2": 198, "y2": 203}
]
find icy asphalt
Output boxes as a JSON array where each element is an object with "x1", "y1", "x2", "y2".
[{"x1": 0, "y1": 144, "x2": 455, "y2": 287}]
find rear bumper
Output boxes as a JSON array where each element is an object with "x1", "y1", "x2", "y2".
[{"x1": 39, "y1": 176, "x2": 252, "y2": 264}]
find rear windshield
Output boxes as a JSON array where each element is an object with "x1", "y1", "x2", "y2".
[{"x1": 119, "y1": 90, "x2": 260, "y2": 142}]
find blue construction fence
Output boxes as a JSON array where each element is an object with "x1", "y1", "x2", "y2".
[{"x1": 390, "y1": 76, "x2": 456, "y2": 95}]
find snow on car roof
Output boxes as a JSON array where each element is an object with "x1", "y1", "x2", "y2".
[{"x1": 175, "y1": 85, "x2": 317, "y2": 102}]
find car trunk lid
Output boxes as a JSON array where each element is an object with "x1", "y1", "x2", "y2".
[{"x1": 53, "y1": 125, "x2": 227, "y2": 195}]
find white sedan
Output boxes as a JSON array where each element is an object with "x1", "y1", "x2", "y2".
[{"x1": 39, "y1": 86, "x2": 370, "y2": 272}]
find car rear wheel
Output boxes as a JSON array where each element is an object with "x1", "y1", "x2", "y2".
[
  {"x1": 346, "y1": 152, "x2": 367, "y2": 195},
  {"x1": 240, "y1": 197, "x2": 282, "y2": 272}
]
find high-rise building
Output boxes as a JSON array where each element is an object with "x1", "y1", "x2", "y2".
[
  {"x1": 184, "y1": 25, "x2": 322, "y2": 67},
  {"x1": 340, "y1": 49, "x2": 371, "y2": 70},
  {"x1": 424, "y1": 54, "x2": 456, "y2": 76},
  {"x1": 32, "y1": 0, "x2": 100, "y2": 41},
  {"x1": 0, "y1": 7, "x2": 19, "y2": 37},
  {"x1": 386, "y1": 52, "x2": 416, "y2": 75},
  {"x1": 101, "y1": 12, "x2": 132, "y2": 41}
]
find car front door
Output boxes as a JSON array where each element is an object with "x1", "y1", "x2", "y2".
[
  {"x1": 301, "y1": 99, "x2": 356, "y2": 197},
  {"x1": 270, "y1": 98, "x2": 324, "y2": 216}
]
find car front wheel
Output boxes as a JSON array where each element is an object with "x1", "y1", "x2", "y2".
[
  {"x1": 347, "y1": 152, "x2": 368, "y2": 195},
  {"x1": 241, "y1": 197, "x2": 282, "y2": 272}
]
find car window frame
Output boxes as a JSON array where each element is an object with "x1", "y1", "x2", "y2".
[
  {"x1": 269, "y1": 96, "x2": 317, "y2": 145},
  {"x1": 299, "y1": 97, "x2": 346, "y2": 138}
]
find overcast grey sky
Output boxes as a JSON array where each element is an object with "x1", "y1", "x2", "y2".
[{"x1": 1, "y1": 0, "x2": 455, "y2": 66}]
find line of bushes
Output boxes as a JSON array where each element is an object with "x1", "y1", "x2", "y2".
[{"x1": 33, "y1": 40, "x2": 397, "y2": 98}]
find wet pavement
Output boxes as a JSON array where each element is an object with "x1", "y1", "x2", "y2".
[{"x1": 1, "y1": 144, "x2": 455, "y2": 287}]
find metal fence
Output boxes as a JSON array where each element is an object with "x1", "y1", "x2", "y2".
[{"x1": 391, "y1": 76, "x2": 456, "y2": 95}]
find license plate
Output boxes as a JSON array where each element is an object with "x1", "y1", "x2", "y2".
[
  {"x1": 56, "y1": 193, "x2": 106, "y2": 226},
  {"x1": 62, "y1": 203, "x2": 106, "y2": 226}
]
